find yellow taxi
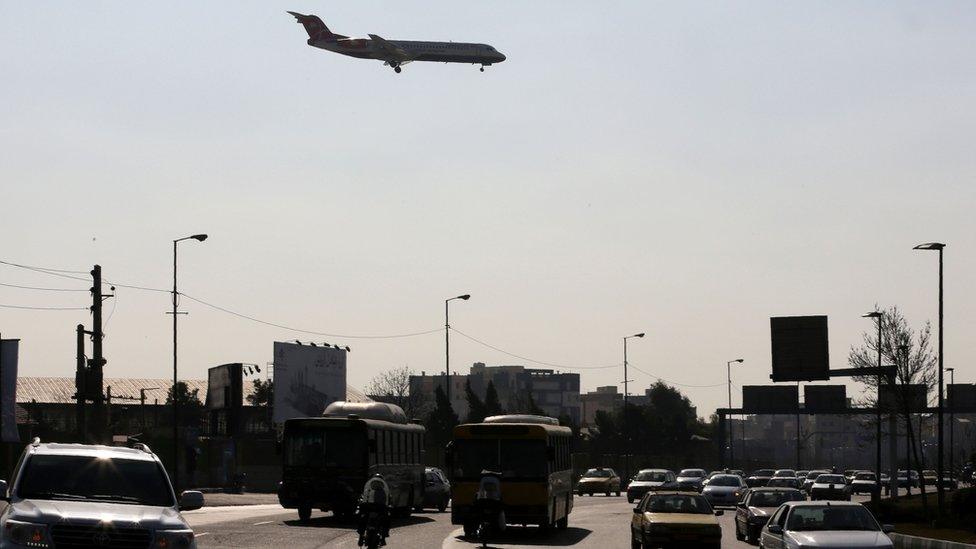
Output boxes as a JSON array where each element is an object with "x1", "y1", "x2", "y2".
[
  {"x1": 630, "y1": 491, "x2": 722, "y2": 549},
  {"x1": 576, "y1": 467, "x2": 621, "y2": 496}
]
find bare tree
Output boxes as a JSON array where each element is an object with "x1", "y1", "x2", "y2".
[
  {"x1": 366, "y1": 365, "x2": 430, "y2": 419},
  {"x1": 851, "y1": 305, "x2": 936, "y2": 509}
]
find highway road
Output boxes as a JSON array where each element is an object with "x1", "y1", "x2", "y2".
[
  {"x1": 185, "y1": 495, "x2": 754, "y2": 549},
  {"x1": 186, "y1": 487, "x2": 940, "y2": 548}
]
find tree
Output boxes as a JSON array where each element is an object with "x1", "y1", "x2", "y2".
[
  {"x1": 850, "y1": 304, "x2": 936, "y2": 511},
  {"x1": 465, "y1": 380, "x2": 488, "y2": 423},
  {"x1": 246, "y1": 379, "x2": 274, "y2": 407},
  {"x1": 484, "y1": 381, "x2": 504, "y2": 417},
  {"x1": 166, "y1": 381, "x2": 202, "y2": 428},
  {"x1": 524, "y1": 392, "x2": 545, "y2": 416},
  {"x1": 425, "y1": 386, "x2": 459, "y2": 445},
  {"x1": 166, "y1": 381, "x2": 202, "y2": 408},
  {"x1": 366, "y1": 365, "x2": 430, "y2": 419}
]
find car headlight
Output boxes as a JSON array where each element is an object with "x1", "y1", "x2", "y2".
[
  {"x1": 155, "y1": 529, "x2": 195, "y2": 548},
  {"x1": 3, "y1": 520, "x2": 51, "y2": 548}
]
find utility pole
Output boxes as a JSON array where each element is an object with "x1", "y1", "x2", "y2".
[
  {"x1": 75, "y1": 324, "x2": 87, "y2": 441},
  {"x1": 88, "y1": 265, "x2": 113, "y2": 442}
]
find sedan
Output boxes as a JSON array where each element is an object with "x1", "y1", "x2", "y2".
[
  {"x1": 631, "y1": 491, "x2": 722, "y2": 549},
  {"x1": 577, "y1": 467, "x2": 620, "y2": 496},
  {"x1": 701, "y1": 474, "x2": 747, "y2": 508},
  {"x1": 850, "y1": 472, "x2": 880, "y2": 495},
  {"x1": 809, "y1": 474, "x2": 851, "y2": 501},
  {"x1": 627, "y1": 469, "x2": 678, "y2": 504},
  {"x1": 759, "y1": 501, "x2": 894, "y2": 549},
  {"x1": 802, "y1": 470, "x2": 830, "y2": 493},
  {"x1": 734, "y1": 488, "x2": 805, "y2": 544},
  {"x1": 747, "y1": 469, "x2": 775, "y2": 488},
  {"x1": 766, "y1": 477, "x2": 801, "y2": 490},
  {"x1": 676, "y1": 468, "x2": 707, "y2": 492}
]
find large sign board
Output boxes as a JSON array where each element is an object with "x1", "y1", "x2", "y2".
[
  {"x1": 770, "y1": 316, "x2": 830, "y2": 382},
  {"x1": 948, "y1": 384, "x2": 976, "y2": 413},
  {"x1": 0, "y1": 339, "x2": 19, "y2": 443},
  {"x1": 804, "y1": 385, "x2": 847, "y2": 413},
  {"x1": 879, "y1": 384, "x2": 928, "y2": 413},
  {"x1": 206, "y1": 363, "x2": 243, "y2": 410},
  {"x1": 743, "y1": 385, "x2": 799, "y2": 414},
  {"x1": 273, "y1": 342, "x2": 347, "y2": 423}
]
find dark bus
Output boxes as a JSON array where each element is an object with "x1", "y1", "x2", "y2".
[{"x1": 278, "y1": 401, "x2": 425, "y2": 522}]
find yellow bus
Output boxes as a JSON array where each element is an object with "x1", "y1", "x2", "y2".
[{"x1": 447, "y1": 415, "x2": 573, "y2": 534}]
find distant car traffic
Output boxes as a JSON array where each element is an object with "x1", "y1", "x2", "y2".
[
  {"x1": 747, "y1": 469, "x2": 775, "y2": 488},
  {"x1": 850, "y1": 472, "x2": 880, "y2": 495},
  {"x1": 809, "y1": 474, "x2": 851, "y2": 501},
  {"x1": 922, "y1": 470, "x2": 938, "y2": 487},
  {"x1": 773, "y1": 469, "x2": 796, "y2": 479},
  {"x1": 419, "y1": 467, "x2": 451, "y2": 512},
  {"x1": 676, "y1": 469, "x2": 707, "y2": 492},
  {"x1": 701, "y1": 474, "x2": 746, "y2": 508},
  {"x1": 631, "y1": 491, "x2": 722, "y2": 549},
  {"x1": 0, "y1": 440, "x2": 203, "y2": 549},
  {"x1": 759, "y1": 501, "x2": 894, "y2": 549},
  {"x1": 893, "y1": 470, "x2": 920, "y2": 488},
  {"x1": 626, "y1": 469, "x2": 678, "y2": 504},
  {"x1": 766, "y1": 477, "x2": 802, "y2": 490},
  {"x1": 802, "y1": 470, "x2": 830, "y2": 493},
  {"x1": 577, "y1": 467, "x2": 621, "y2": 496},
  {"x1": 734, "y1": 487, "x2": 805, "y2": 544}
]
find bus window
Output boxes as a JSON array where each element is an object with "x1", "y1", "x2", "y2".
[
  {"x1": 283, "y1": 425, "x2": 366, "y2": 469},
  {"x1": 454, "y1": 439, "x2": 547, "y2": 479}
]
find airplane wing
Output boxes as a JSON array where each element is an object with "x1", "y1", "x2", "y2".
[{"x1": 368, "y1": 34, "x2": 413, "y2": 61}]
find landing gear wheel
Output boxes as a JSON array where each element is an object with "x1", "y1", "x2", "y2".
[
  {"x1": 394, "y1": 66, "x2": 402, "y2": 73},
  {"x1": 298, "y1": 505, "x2": 311, "y2": 523}
]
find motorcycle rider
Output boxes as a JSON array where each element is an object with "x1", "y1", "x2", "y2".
[
  {"x1": 471, "y1": 470, "x2": 505, "y2": 536},
  {"x1": 357, "y1": 474, "x2": 391, "y2": 547}
]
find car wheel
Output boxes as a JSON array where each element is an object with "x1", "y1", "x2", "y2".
[
  {"x1": 735, "y1": 520, "x2": 744, "y2": 541},
  {"x1": 747, "y1": 526, "x2": 760, "y2": 545},
  {"x1": 615, "y1": 491, "x2": 620, "y2": 497},
  {"x1": 298, "y1": 505, "x2": 312, "y2": 523},
  {"x1": 627, "y1": 496, "x2": 634, "y2": 504}
]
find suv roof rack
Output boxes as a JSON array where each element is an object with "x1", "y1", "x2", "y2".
[{"x1": 132, "y1": 443, "x2": 153, "y2": 454}]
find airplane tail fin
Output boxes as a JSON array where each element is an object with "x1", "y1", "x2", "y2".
[{"x1": 287, "y1": 11, "x2": 336, "y2": 42}]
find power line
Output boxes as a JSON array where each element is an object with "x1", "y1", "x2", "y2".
[
  {"x1": 0, "y1": 260, "x2": 91, "y2": 282},
  {"x1": 449, "y1": 327, "x2": 620, "y2": 371},
  {"x1": 0, "y1": 303, "x2": 88, "y2": 311},
  {"x1": 179, "y1": 292, "x2": 444, "y2": 340},
  {"x1": 629, "y1": 364, "x2": 727, "y2": 388},
  {"x1": 0, "y1": 281, "x2": 88, "y2": 292}
]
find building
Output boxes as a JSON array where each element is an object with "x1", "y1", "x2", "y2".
[
  {"x1": 409, "y1": 363, "x2": 581, "y2": 425},
  {"x1": 580, "y1": 386, "x2": 622, "y2": 427}
]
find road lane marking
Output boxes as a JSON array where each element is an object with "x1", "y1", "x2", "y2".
[
  {"x1": 253, "y1": 520, "x2": 274, "y2": 525},
  {"x1": 195, "y1": 532, "x2": 210, "y2": 537}
]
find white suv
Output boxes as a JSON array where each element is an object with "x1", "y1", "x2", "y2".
[{"x1": 0, "y1": 440, "x2": 204, "y2": 548}]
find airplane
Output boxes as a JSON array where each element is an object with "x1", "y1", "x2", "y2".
[{"x1": 287, "y1": 12, "x2": 506, "y2": 73}]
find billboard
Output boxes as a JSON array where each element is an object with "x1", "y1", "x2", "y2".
[
  {"x1": 743, "y1": 385, "x2": 799, "y2": 414},
  {"x1": 770, "y1": 316, "x2": 829, "y2": 382},
  {"x1": 948, "y1": 384, "x2": 976, "y2": 413},
  {"x1": 804, "y1": 385, "x2": 847, "y2": 413},
  {"x1": 879, "y1": 384, "x2": 927, "y2": 413},
  {"x1": 273, "y1": 342, "x2": 347, "y2": 423},
  {"x1": 0, "y1": 339, "x2": 19, "y2": 443},
  {"x1": 206, "y1": 363, "x2": 244, "y2": 410}
]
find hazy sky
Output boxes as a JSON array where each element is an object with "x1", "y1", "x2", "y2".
[{"x1": 2, "y1": 2, "x2": 974, "y2": 417}]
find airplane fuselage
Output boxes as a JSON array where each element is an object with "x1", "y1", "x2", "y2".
[{"x1": 311, "y1": 37, "x2": 505, "y2": 66}]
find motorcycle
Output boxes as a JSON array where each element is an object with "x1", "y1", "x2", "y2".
[
  {"x1": 469, "y1": 471, "x2": 505, "y2": 549},
  {"x1": 358, "y1": 507, "x2": 388, "y2": 548}
]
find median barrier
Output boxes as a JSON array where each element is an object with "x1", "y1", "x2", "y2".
[{"x1": 890, "y1": 533, "x2": 976, "y2": 549}]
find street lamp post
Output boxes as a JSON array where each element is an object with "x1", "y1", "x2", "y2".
[
  {"x1": 863, "y1": 311, "x2": 883, "y2": 502},
  {"x1": 727, "y1": 359, "x2": 744, "y2": 467},
  {"x1": 947, "y1": 367, "x2": 955, "y2": 478},
  {"x1": 914, "y1": 242, "x2": 945, "y2": 513},
  {"x1": 622, "y1": 333, "x2": 644, "y2": 480},
  {"x1": 172, "y1": 233, "x2": 207, "y2": 493},
  {"x1": 444, "y1": 294, "x2": 470, "y2": 405}
]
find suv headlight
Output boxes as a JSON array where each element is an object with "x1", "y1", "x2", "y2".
[
  {"x1": 155, "y1": 529, "x2": 195, "y2": 548},
  {"x1": 3, "y1": 520, "x2": 51, "y2": 548}
]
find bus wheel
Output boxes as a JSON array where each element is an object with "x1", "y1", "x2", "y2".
[
  {"x1": 463, "y1": 522, "x2": 477, "y2": 538},
  {"x1": 298, "y1": 505, "x2": 311, "y2": 523},
  {"x1": 556, "y1": 516, "x2": 568, "y2": 530}
]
